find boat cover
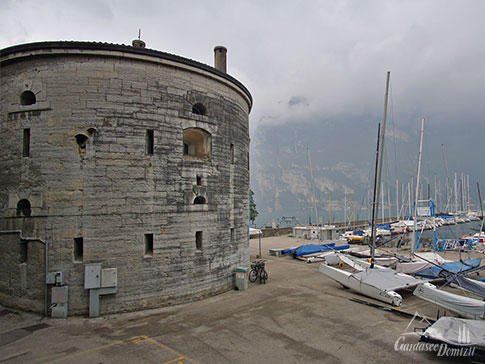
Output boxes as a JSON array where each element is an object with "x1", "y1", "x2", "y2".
[
  {"x1": 395, "y1": 252, "x2": 449, "y2": 274},
  {"x1": 351, "y1": 267, "x2": 425, "y2": 291},
  {"x1": 283, "y1": 243, "x2": 350, "y2": 257},
  {"x1": 422, "y1": 317, "x2": 485, "y2": 348},
  {"x1": 414, "y1": 259, "x2": 481, "y2": 278},
  {"x1": 447, "y1": 275, "x2": 485, "y2": 297},
  {"x1": 414, "y1": 283, "x2": 485, "y2": 319},
  {"x1": 283, "y1": 243, "x2": 333, "y2": 255}
]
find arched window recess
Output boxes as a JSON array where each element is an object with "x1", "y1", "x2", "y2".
[
  {"x1": 183, "y1": 128, "x2": 211, "y2": 160},
  {"x1": 192, "y1": 103, "x2": 207, "y2": 116},
  {"x1": 17, "y1": 199, "x2": 32, "y2": 217},
  {"x1": 194, "y1": 196, "x2": 207, "y2": 205},
  {"x1": 20, "y1": 91, "x2": 36, "y2": 106}
]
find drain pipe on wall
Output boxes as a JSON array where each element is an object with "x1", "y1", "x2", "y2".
[{"x1": 0, "y1": 230, "x2": 49, "y2": 317}]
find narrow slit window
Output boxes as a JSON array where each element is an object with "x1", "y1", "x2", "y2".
[
  {"x1": 144, "y1": 233, "x2": 154, "y2": 257},
  {"x1": 230, "y1": 143, "x2": 235, "y2": 164},
  {"x1": 230, "y1": 228, "x2": 235, "y2": 243},
  {"x1": 73, "y1": 237, "x2": 84, "y2": 262},
  {"x1": 196, "y1": 175, "x2": 202, "y2": 186},
  {"x1": 146, "y1": 130, "x2": 154, "y2": 155},
  {"x1": 195, "y1": 231, "x2": 203, "y2": 250},
  {"x1": 23, "y1": 128, "x2": 30, "y2": 157},
  {"x1": 20, "y1": 243, "x2": 28, "y2": 263}
]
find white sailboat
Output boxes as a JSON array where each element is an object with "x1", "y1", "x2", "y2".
[
  {"x1": 395, "y1": 118, "x2": 447, "y2": 274},
  {"x1": 319, "y1": 72, "x2": 426, "y2": 306},
  {"x1": 421, "y1": 316, "x2": 485, "y2": 356},
  {"x1": 413, "y1": 282, "x2": 485, "y2": 320}
]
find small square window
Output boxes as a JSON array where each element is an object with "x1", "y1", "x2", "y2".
[
  {"x1": 144, "y1": 233, "x2": 154, "y2": 257},
  {"x1": 195, "y1": 231, "x2": 203, "y2": 250},
  {"x1": 74, "y1": 237, "x2": 83, "y2": 262}
]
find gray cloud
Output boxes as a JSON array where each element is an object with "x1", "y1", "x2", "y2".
[{"x1": 2, "y1": 0, "x2": 484, "y2": 196}]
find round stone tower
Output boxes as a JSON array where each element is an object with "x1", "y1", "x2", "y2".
[{"x1": 0, "y1": 41, "x2": 252, "y2": 315}]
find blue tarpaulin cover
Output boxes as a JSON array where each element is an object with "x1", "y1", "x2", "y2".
[
  {"x1": 447, "y1": 275, "x2": 485, "y2": 297},
  {"x1": 283, "y1": 243, "x2": 350, "y2": 257},
  {"x1": 368, "y1": 222, "x2": 391, "y2": 229},
  {"x1": 414, "y1": 259, "x2": 481, "y2": 278}
]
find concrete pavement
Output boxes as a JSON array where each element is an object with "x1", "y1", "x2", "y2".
[{"x1": 1, "y1": 235, "x2": 480, "y2": 363}]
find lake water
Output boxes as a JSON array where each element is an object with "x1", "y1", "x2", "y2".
[
  {"x1": 390, "y1": 220, "x2": 482, "y2": 249},
  {"x1": 421, "y1": 220, "x2": 482, "y2": 239}
]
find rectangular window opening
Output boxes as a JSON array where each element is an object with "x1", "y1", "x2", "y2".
[
  {"x1": 230, "y1": 228, "x2": 235, "y2": 243},
  {"x1": 73, "y1": 237, "x2": 84, "y2": 262},
  {"x1": 146, "y1": 129, "x2": 154, "y2": 155},
  {"x1": 183, "y1": 143, "x2": 189, "y2": 155},
  {"x1": 144, "y1": 233, "x2": 154, "y2": 257},
  {"x1": 23, "y1": 128, "x2": 30, "y2": 157},
  {"x1": 230, "y1": 143, "x2": 235, "y2": 164},
  {"x1": 20, "y1": 242, "x2": 28, "y2": 263},
  {"x1": 196, "y1": 175, "x2": 202, "y2": 186},
  {"x1": 195, "y1": 231, "x2": 203, "y2": 250}
]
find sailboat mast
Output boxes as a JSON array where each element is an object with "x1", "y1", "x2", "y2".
[
  {"x1": 381, "y1": 184, "x2": 385, "y2": 221},
  {"x1": 441, "y1": 144, "x2": 451, "y2": 213},
  {"x1": 307, "y1": 148, "x2": 319, "y2": 229},
  {"x1": 344, "y1": 194, "x2": 347, "y2": 225},
  {"x1": 477, "y1": 182, "x2": 484, "y2": 217},
  {"x1": 370, "y1": 123, "x2": 381, "y2": 264},
  {"x1": 374, "y1": 71, "x2": 390, "y2": 233},
  {"x1": 412, "y1": 117, "x2": 425, "y2": 254},
  {"x1": 454, "y1": 173, "x2": 458, "y2": 213},
  {"x1": 477, "y1": 182, "x2": 484, "y2": 234}
]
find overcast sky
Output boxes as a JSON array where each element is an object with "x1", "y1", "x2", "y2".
[{"x1": 2, "y1": 0, "x2": 485, "y2": 138}]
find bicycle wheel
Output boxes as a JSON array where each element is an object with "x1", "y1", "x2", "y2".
[
  {"x1": 259, "y1": 269, "x2": 268, "y2": 284},
  {"x1": 249, "y1": 269, "x2": 258, "y2": 283}
]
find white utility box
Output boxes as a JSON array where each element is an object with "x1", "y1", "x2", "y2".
[
  {"x1": 84, "y1": 264, "x2": 102, "y2": 289},
  {"x1": 101, "y1": 268, "x2": 117, "y2": 288}
]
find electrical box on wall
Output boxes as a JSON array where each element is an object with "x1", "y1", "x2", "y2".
[
  {"x1": 101, "y1": 268, "x2": 117, "y2": 288},
  {"x1": 51, "y1": 286, "x2": 68, "y2": 318},
  {"x1": 84, "y1": 264, "x2": 101, "y2": 289},
  {"x1": 46, "y1": 271, "x2": 64, "y2": 285},
  {"x1": 51, "y1": 286, "x2": 68, "y2": 304}
]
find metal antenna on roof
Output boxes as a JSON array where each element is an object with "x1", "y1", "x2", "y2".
[{"x1": 132, "y1": 29, "x2": 146, "y2": 48}]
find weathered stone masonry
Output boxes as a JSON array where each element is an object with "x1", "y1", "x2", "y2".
[{"x1": 0, "y1": 41, "x2": 252, "y2": 315}]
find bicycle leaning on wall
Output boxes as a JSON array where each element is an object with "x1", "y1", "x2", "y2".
[{"x1": 249, "y1": 260, "x2": 268, "y2": 284}]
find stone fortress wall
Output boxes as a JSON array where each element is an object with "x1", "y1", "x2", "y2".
[{"x1": 0, "y1": 41, "x2": 252, "y2": 315}]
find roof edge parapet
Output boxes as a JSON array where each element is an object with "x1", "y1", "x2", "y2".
[{"x1": 1, "y1": 41, "x2": 252, "y2": 109}]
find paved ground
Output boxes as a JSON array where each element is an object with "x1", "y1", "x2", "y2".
[{"x1": 1, "y1": 235, "x2": 483, "y2": 364}]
